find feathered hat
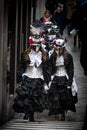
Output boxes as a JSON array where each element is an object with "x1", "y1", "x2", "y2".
[{"x1": 28, "y1": 24, "x2": 45, "y2": 45}]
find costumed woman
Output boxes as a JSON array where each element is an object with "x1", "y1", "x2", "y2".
[
  {"x1": 48, "y1": 38, "x2": 78, "y2": 121},
  {"x1": 13, "y1": 24, "x2": 51, "y2": 121},
  {"x1": 41, "y1": 21, "x2": 61, "y2": 58}
]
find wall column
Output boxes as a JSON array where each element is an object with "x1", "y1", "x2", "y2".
[
  {"x1": 0, "y1": 0, "x2": 8, "y2": 124},
  {"x1": 0, "y1": 0, "x2": 4, "y2": 124}
]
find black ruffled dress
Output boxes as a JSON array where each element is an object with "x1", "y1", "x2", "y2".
[
  {"x1": 13, "y1": 50, "x2": 51, "y2": 116},
  {"x1": 48, "y1": 53, "x2": 77, "y2": 116}
]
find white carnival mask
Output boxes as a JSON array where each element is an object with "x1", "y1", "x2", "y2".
[{"x1": 54, "y1": 39, "x2": 66, "y2": 49}]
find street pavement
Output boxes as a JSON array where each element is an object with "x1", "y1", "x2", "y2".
[{"x1": 0, "y1": 119, "x2": 83, "y2": 130}]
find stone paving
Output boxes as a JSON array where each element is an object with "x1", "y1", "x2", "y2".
[{"x1": 0, "y1": 120, "x2": 83, "y2": 130}]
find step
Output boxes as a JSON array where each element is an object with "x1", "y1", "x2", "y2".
[{"x1": 0, "y1": 119, "x2": 83, "y2": 130}]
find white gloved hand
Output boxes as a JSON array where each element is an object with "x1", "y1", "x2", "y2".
[
  {"x1": 44, "y1": 83, "x2": 49, "y2": 94},
  {"x1": 67, "y1": 86, "x2": 71, "y2": 89},
  {"x1": 51, "y1": 75, "x2": 54, "y2": 80},
  {"x1": 48, "y1": 81, "x2": 51, "y2": 88}
]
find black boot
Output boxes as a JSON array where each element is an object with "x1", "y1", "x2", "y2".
[
  {"x1": 61, "y1": 111, "x2": 65, "y2": 121},
  {"x1": 29, "y1": 113, "x2": 35, "y2": 122},
  {"x1": 84, "y1": 70, "x2": 87, "y2": 76},
  {"x1": 23, "y1": 113, "x2": 29, "y2": 120}
]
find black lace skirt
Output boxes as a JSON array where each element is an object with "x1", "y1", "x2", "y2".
[
  {"x1": 13, "y1": 76, "x2": 47, "y2": 114},
  {"x1": 48, "y1": 76, "x2": 76, "y2": 116}
]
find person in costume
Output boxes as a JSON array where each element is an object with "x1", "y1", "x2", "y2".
[
  {"x1": 13, "y1": 24, "x2": 51, "y2": 121},
  {"x1": 48, "y1": 38, "x2": 78, "y2": 121},
  {"x1": 41, "y1": 21, "x2": 61, "y2": 58}
]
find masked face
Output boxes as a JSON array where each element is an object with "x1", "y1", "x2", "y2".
[
  {"x1": 54, "y1": 39, "x2": 65, "y2": 51},
  {"x1": 32, "y1": 45, "x2": 40, "y2": 52}
]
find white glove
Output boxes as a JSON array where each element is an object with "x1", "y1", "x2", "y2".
[
  {"x1": 67, "y1": 86, "x2": 71, "y2": 89},
  {"x1": 44, "y1": 83, "x2": 49, "y2": 94},
  {"x1": 48, "y1": 81, "x2": 51, "y2": 88}
]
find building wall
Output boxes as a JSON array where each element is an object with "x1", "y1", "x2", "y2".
[
  {"x1": 36, "y1": 0, "x2": 46, "y2": 20},
  {"x1": 0, "y1": 0, "x2": 4, "y2": 120},
  {"x1": 0, "y1": 0, "x2": 9, "y2": 125}
]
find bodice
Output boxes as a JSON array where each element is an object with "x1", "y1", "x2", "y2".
[
  {"x1": 55, "y1": 66, "x2": 66, "y2": 76},
  {"x1": 22, "y1": 65, "x2": 44, "y2": 79},
  {"x1": 55, "y1": 55, "x2": 67, "y2": 76}
]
